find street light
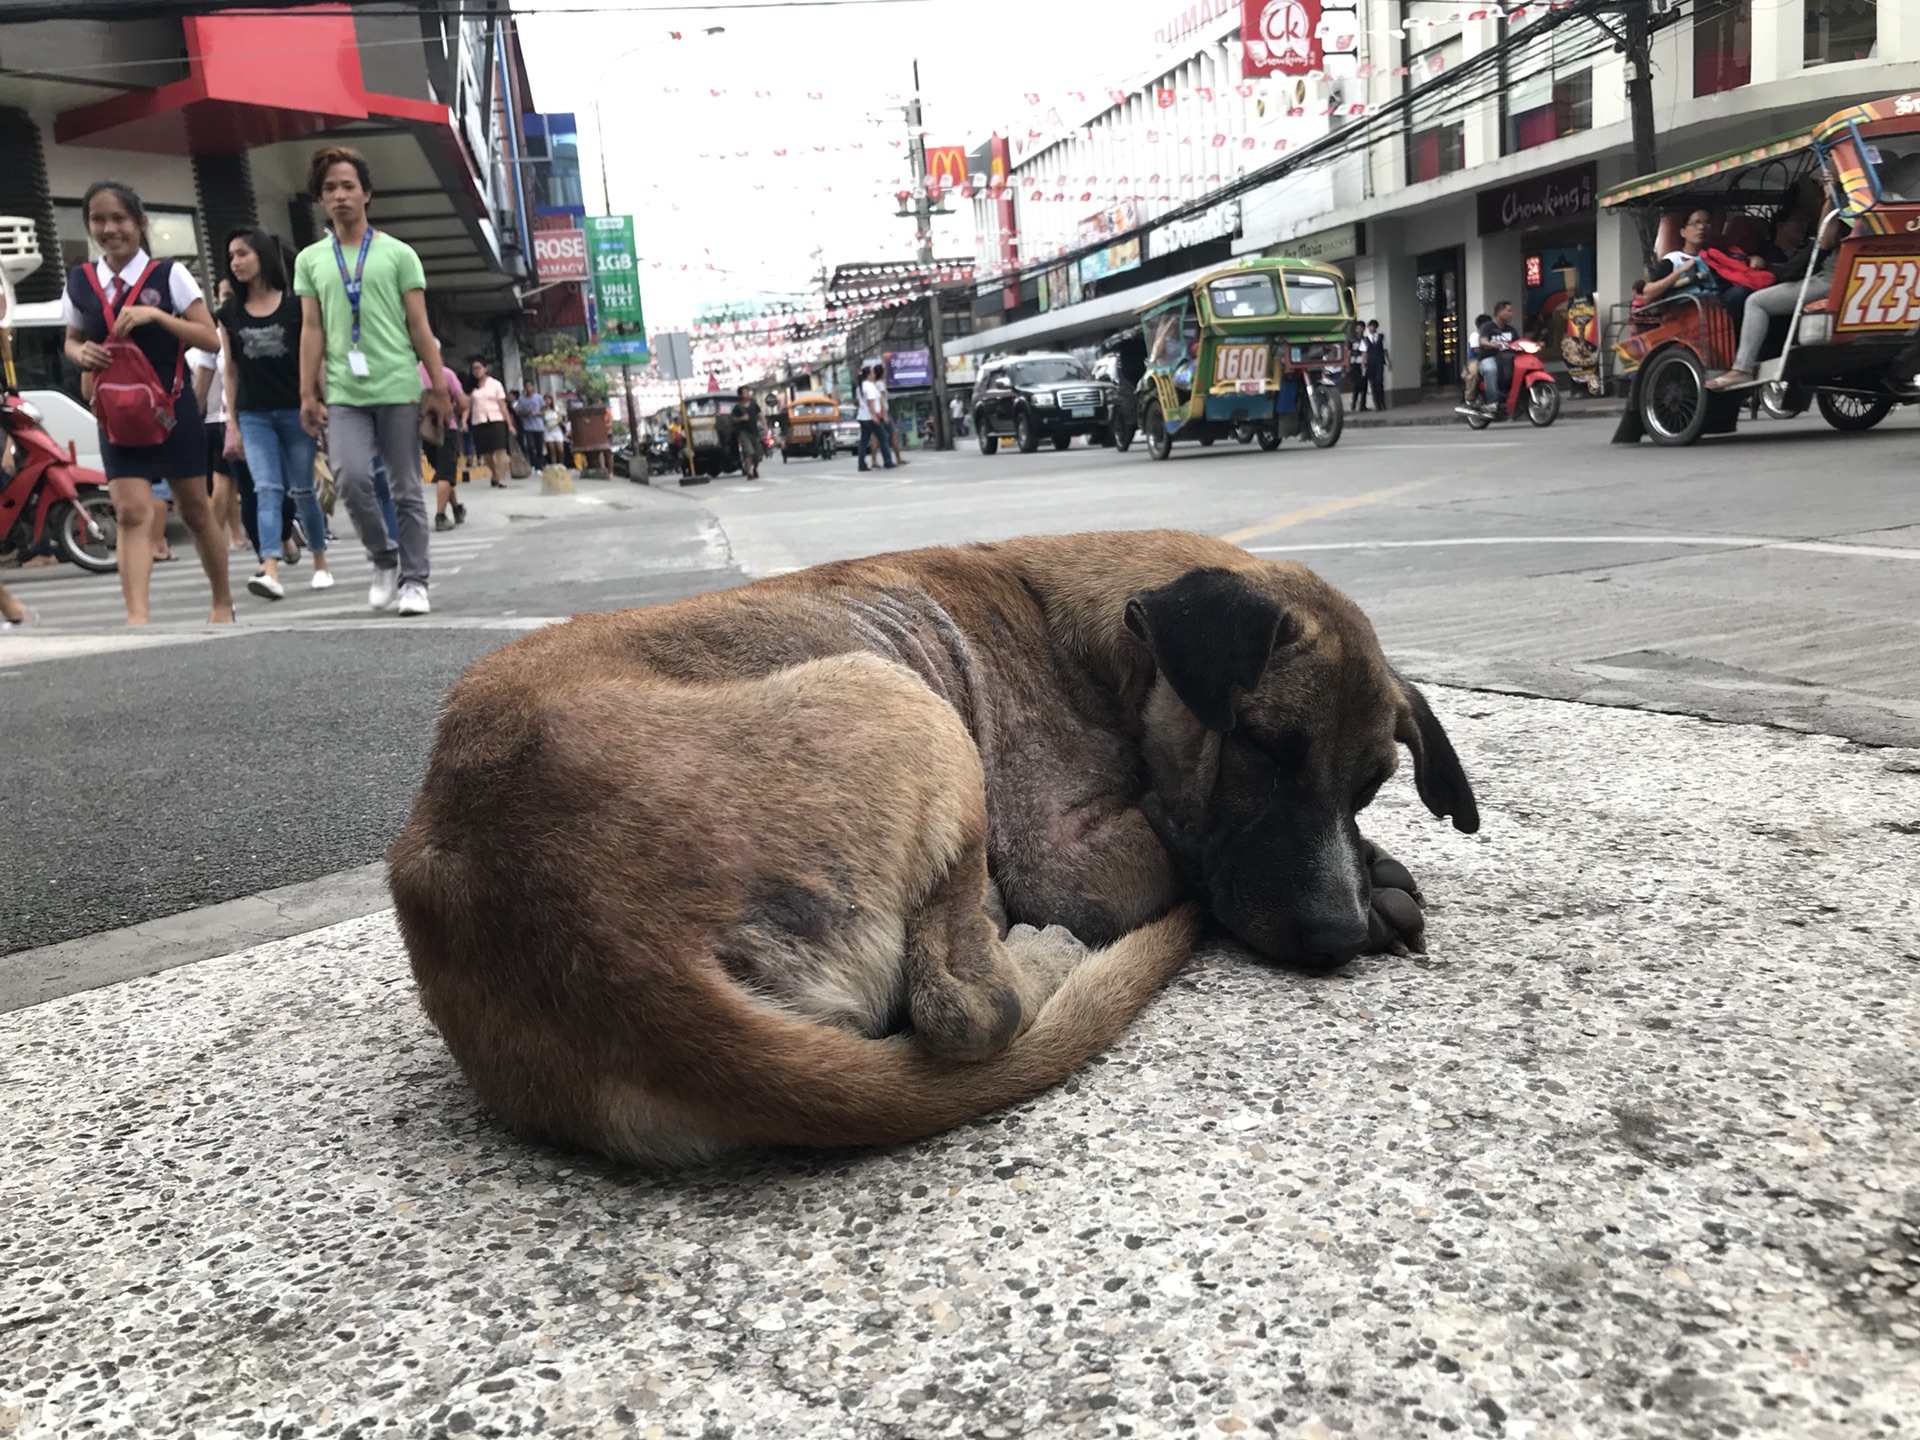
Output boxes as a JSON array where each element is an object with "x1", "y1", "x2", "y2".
[{"x1": 593, "y1": 27, "x2": 726, "y2": 214}]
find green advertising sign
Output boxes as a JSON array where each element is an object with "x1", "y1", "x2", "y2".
[{"x1": 586, "y1": 215, "x2": 646, "y2": 336}]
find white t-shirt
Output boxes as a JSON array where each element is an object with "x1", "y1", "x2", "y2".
[
  {"x1": 861, "y1": 379, "x2": 887, "y2": 421},
  {"x1": 189, "y1": 345, "x2": 225, "y2": 423},
  {"x1": 855, "y1": 384, "x2": 873, "y2": 422},
  {"x1": 60, "y1": 249, "x2": 203, "y2": 329}
]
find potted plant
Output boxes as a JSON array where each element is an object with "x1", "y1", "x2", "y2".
[{"x1": 526, "y1": 336, "x2": 612, "y2": 453}]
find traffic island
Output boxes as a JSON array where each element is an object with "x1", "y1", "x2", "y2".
[{"x1": 3, "y1": 688, "x2": 1916, "y2": 1437}]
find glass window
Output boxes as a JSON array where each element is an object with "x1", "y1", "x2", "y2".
[
  {"x1": 1805, "y1": 0, "x2": 1876, "y2": 66},
  {"x1": 1145, "y1": 303, "x2": 1197, "y2": 371},
  {"x1": 1695, "y1": 0, "x2": 1751, "y2": 96},
  {"x1": 1282, "y1": 273, "x2": 1343, "y2": 316},
  {"x1": 1009, "y1": 358, "x2": 1091, "y2": 385},
  {"x1": 1208, "y1": 274, "x2": 1279, "y2": 318},
  {"x1": 1866, "y1": 136, "x2": 1920, "y2": 202},
  {"x1": 1402, "y1": 7, "x2": 1465, "y2": 183},
  {"x1": 56, "y1": 200, "x2": 204, "y2": 283}
]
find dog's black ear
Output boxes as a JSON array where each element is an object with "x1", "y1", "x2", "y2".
[
  {"x1": 1125, "y1": 568, "x2": 1292, "y2": 731},
  {"x1": 1392, "y1": 671, "x2": 1480, "y2": 834}
]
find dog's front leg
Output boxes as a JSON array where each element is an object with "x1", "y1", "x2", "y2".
[{"x1": 1361, "y1": 838, "x2": 1427, "y2": 956}]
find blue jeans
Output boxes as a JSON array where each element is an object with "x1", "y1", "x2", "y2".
[
  {"x1": 1477, "y1": 356, "x2": 1504, "y2": 404},
  {"x1": 857, "y1": 418, "x2": 896, "y2": 469},
  {"x1": 237, "y1": 409, "x2": 327, "y2": 556}
]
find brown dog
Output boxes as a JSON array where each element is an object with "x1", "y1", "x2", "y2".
[{"x1": 389, "y1": 530, "x2": 1478, "y2": 1164}]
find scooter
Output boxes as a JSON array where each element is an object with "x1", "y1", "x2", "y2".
[
  {"x1": 1457, "y1": 339, "x2": 1562, "y2": 429},
  {"x1": 0, "y1": 389, "x2": 117, "y2": 572}
]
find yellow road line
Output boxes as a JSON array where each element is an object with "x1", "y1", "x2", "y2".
[{"x1": 1221, "y1": 478, "x2": 1434, "y2": 545}]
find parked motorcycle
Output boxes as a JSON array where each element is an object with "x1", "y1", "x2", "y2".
[
  {"x1": 1457, "y1": 339, "x2": 1561, "y2": 429},
  {"x1": 0, "y1": 388, "x2": 116, "y2": 571}
]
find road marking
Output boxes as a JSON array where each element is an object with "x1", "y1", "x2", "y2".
[
  {"x1": 1244, "y1": 535, "x2": 1920, "y2": 561},
  {"x1": 1220, "y1": 479, "x2": 1434, "y2": 544}
]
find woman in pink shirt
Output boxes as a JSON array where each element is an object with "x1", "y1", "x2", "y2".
[
  {"x1": 465, "y1": 358, "x2": 516, "y2": 488},
  {"x1": 420, "y1": 359, "x2": 469, "y2": 529}
]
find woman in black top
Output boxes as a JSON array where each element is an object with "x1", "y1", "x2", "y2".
[
  {"x1": 218, "y1": 227, "x2": 333, "y2": 601},
  {"x1": 62, "y1": 179, "x2": 232, "y2": 625}
]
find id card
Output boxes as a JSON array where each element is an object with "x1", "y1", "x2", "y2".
[{"x1": 347, "y1": 349, "x2": 370, "y2": 378}]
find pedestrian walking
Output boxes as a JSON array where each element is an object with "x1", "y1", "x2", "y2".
[
  {"x1": 542, "y1": 395, "x2": 567, "y2": 465},
  {"x1": 61, "y1": 179, "x2": 234, "y2": 626},
  {"x1": 856, "y1": 364, "x2": 895, "y2": 471},
  {"x1": 295, "y1": 144, "x2": 452, "y2": 617},
  {"x1": 219, "y1": 227, "x2": 334, "y2": 600},
  {"x1": 1364, "y1": 318, "x2": 1390, "y2": 412},
  {"x1": 949, "y1": 391, "x2": 966, "y2": 438},
  {"x1": 466, "y1": 359, "x2": 516, "y2": 487},
  {"x1": 1347, "y1": 321, "x2": 1370, "y2": 412},
  {"x1": 512, "y1": 379, "x2": 545, "y2": 470},
  {"x1": 424, "y1": 356, "x2": 469, "y2": 530}
]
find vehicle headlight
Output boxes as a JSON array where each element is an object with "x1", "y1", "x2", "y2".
[{"x1": 1032, "y1": 392, "x2": 1056, "y2": 406}]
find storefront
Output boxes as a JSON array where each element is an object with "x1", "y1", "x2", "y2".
[{"x1": 1476, "y1": 163, "x2": 1598, "y2": 348}]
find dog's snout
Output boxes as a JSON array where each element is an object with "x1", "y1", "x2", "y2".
[{"x1": 1298, "y1": 913, "x2": 1371, "y2": 968}]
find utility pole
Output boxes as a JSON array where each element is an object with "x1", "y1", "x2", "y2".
[
  {"x1": 1621, "y1": 0, "x2": 1659, "y2": 260},
  {"x1": 905, "y1": 61, "x2": 952, "y2": 451}
]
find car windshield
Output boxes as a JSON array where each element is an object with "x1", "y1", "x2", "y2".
[
  {"x1": 1282, "y1": 273, "x2": 1344, "y2": 316},
  {"x1": 1010, "y1": 359, "x2": 1091, "y2": 385},
  {"x1": 1865, "y1": 134, "x2": 1920, "y2": 201},
  {"x1": 1207, "y1": 274, "x2": 1279, "y2": 317}
]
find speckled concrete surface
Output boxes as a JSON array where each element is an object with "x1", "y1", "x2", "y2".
[{"x1": 4, "y1": 690, "x2": 1918, "y2": 1440}]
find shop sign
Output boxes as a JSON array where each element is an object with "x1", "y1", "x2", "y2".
[
  {"x1": 1147, "y1": 199, "x2": 1241, "y2": 259},
  {"x1": 1156, "y1": 0, "x2": 1236, "y2": 52},
  {"x1": 587, "y1": 336, "x2": 650, "y2": 368},
  {"x1": 1242, "y1": 0, "x2": 1323, "y2": 78},
  {"x1": 887, "y1": 349, "x2": 932, "y2": 387},
  {"x1": 532, "y1": 228, "x2": 589, "y2": 282},
  {"x1": 1278, "y1": 222, "x2": 1363, "y2": 266},
  {"x1": 925, "y1": 144, "x2": 969, "y2": 193},
  {"x1": 1079, "y1": 236, "x2": 1144, "y2": 286},
  {"x1": 586, "y1": 215, "x2": 646, "y2": 325},
  {"x1": 1477, "y1": 163, "x2": 1596, "y2": 236},
  {"x1": 945, "y1": 352, "x2": 979, "y2": 384}
]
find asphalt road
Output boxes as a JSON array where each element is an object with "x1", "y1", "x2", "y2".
[{"x1": 3, "y1": 404, "x2": 1916, "y2": 954}]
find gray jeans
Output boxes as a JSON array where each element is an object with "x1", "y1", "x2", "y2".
[
  {"x1": 326, "y1": 403, "x2": 430, "y2": 587},
  {"x1": 1733, "y1": 274, "x2": 1832, "y2": 375}
]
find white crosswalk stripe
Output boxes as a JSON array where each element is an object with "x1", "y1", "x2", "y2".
[{"x1": 6, "y1": 533, "x2": 500, "y2": 631}]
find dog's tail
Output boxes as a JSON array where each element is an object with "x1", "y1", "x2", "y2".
[{"x1": 641, "y1": 905, "x2": 1202, "y2": 1152}]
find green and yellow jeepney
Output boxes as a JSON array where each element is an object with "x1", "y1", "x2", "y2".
[{"x1": 1134, "y1": 257, "x2": 1352, "y2": 459}]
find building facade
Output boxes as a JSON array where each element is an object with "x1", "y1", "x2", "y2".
[
  {"x1": 0, "y1": 5, "x2": 544, "y2": 397},
  {"x1": 954, "y1": 0, "x2": 1912, "y2": 400}
]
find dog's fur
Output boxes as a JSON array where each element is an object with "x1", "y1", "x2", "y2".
[{"x1": 390, "y1": 530, "x2": 1478, "y2": 1163}]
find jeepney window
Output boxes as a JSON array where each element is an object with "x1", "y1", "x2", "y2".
[
  {"x1": 1865, "y1": 136, "x2": 1920, "y2": 202},
  {"x1": 1207, "y1": 274, "x2": 1279, "y2": 318},
  {"x1": 1146, "y1": 302, "x2": 1198, "y2": 371},
  {"x1": 1282, "y1": 273, "x2": 1344, "y2": 316}
]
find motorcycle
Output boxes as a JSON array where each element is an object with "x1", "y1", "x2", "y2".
[
  {"x1": 1457, "y1": 339, "x2": 1562, "y2": 429},
  {"x1": 0, "y1": 388, "x2": 116, "y2": 572}
]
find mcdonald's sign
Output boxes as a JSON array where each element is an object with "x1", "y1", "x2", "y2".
[{"x1": 925, "y1": 144, "x2": 968, "y2": 193}]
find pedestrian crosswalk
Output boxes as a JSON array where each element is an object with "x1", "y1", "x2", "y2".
[{"x1": 4, "y1": 528, "x2": 501, "y2": 632}]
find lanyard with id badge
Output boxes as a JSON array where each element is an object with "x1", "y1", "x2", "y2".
[{"x1": 332, "y1": 228, "x2": 375, "y2": 378}]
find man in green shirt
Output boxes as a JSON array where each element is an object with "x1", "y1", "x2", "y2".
[{"x1": 296, "y1": 144, "x2": 453, "y2": 616}]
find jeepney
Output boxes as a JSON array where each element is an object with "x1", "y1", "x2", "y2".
[
  {"x1": 778, "y1": 392, "x2": 840, "y2": 461},
  {"x1": 1606, "y1": 91, "x2": 1920, "y2": 446},
  {"x1": 1133, "y1": 257, "x2": 1351, "y2": 458}
]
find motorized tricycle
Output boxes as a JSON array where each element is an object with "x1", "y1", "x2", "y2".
[
  {"x1": 1133, "y1": 257, "x2": 1350, "y2": 459},
  {"x1": 1606, "y1": 91, "x2": 1920, "y2": 446},
  {"x1": 1457, "y1": 338, "x2": 1562, "y2": 429},
  {"x1": 778, "y1": 393, "x2": 840, "y2": 462}
]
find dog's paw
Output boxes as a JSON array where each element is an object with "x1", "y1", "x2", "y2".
[
  {"x1": 1005, "y1": 922, "x2": 1089, "y2": 987},
  {"x1": 1363, "y1": 841, "x2": 1427, "y2": 956}
]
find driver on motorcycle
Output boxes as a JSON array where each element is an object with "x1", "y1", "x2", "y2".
[{"x1": 1474, "y1": 301, "x2": 1518, "y2": 408}]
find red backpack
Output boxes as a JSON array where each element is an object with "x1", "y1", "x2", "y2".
[{"x1": 82, "y1": 260, "x2": 185, "y2": 449}]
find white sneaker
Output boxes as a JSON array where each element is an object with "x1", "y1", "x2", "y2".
[
  {"x1": 395, "y1": 582, "x2": 431, "y2": 616},
  {"x1": 368, "y1": 567, "x2": 400, "y2": 611},
  {"x1": 247, "y1": 573, "x2": 285, "y2": 601},
  {"x1": 310, "y1": 567, "x2": 335, "y2": 591}
]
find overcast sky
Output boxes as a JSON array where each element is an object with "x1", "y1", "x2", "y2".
[{"x1": 516, "y1": 0, "x2": 1180, "y2": 327}]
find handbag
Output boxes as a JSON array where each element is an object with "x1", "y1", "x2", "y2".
[
  {"x1": 1702, "y1": 247, "x2": 1773, "y2": 291},
  {"x1": 81, "y1": 260, "x2": 185, "y2": 448},
  {"x1": 509, "y1": 447, "x2": 533, "y2": 479}
]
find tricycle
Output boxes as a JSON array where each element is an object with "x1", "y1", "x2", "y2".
[
  {"x1": 1606, "y1": 91, "x2": 1920, "y2": 446},
  {"x1": 777, "y1": 393, "x2": 840, "y2": 462},
  {"x1": 1132, "y1": 257, "x2": 1351, "y2": 459}
]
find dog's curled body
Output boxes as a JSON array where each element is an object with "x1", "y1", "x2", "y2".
[{"x1": 391, "y1": 530, "x2": 1477, "y2": 1164}]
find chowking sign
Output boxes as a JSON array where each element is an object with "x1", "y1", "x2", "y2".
[
  {"x1": 1243, "y1": 0, "x2": 1322, "y2": 77},
  {"x1": 1478, "y1": 163, "x2": 1596, "y2": 235}
]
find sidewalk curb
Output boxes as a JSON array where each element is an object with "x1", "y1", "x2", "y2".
[{"x1": 1, "y1": 862, "x2": 390, "y2": 1014}]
